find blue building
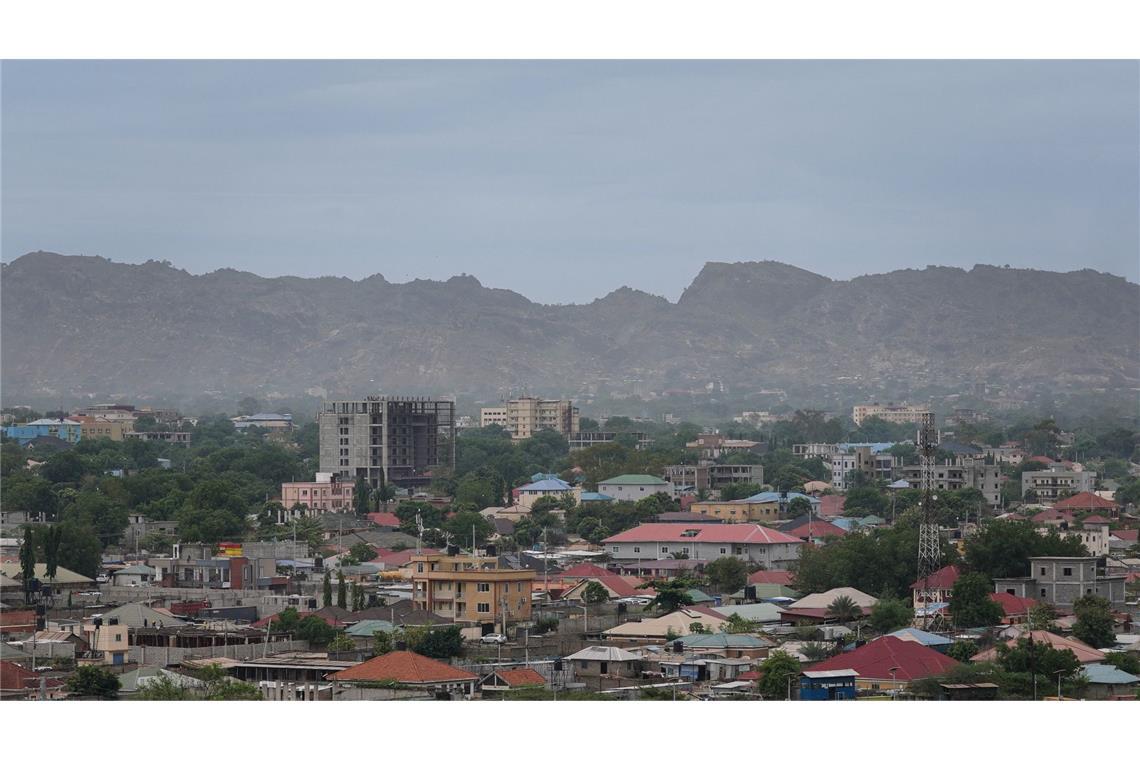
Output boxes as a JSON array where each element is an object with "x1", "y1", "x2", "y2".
[
  {"x1": 799, "y1": 669, "x2": 858, "y2": 701},
  {"x1": 3, "y1": 418, "x2": 82, "y2": 446}
]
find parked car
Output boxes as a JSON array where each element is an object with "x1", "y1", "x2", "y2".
[
  {"x1": 32, "y1": 665, "x2": 53, "y2": 672},
  {"x1": 480, "y1": 633, "x2": 508, "y2": 644}
]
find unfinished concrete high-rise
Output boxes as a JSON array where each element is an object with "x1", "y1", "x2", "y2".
[{"x1": 318, "y1": 397, "x2": 455, "y2": 489}]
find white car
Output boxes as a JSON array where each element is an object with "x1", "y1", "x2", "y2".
[
  {"x1": 480, "y1": 633, "x2": 508, "y2": 644},
  {"x1": 616, "y1": 596, "x2": 652, "y2": 606}
]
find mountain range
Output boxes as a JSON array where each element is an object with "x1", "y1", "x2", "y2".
[{"x1": 2, "y1": 251, "x2": 1137, "y2": 404}]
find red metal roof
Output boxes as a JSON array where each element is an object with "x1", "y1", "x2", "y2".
[
  {"x1": 818, "y1": 494, "x2": 846, "y2": 517},
  {"x1": 492, "y1": 667, "x2": 546, "y2": 687},
  {"x1": 1079, "y1": 515, "x2": 1110, "y2": 524},
  {"x1": 557, "y1": 563, "x2": 621, "y2": 580},
  {"x1": 747, "y1": 569, "x2": 796, "y2": 586},
  {"x1": 328, "y1": 650, "x2": 477, "y2": 683},
  {"x1": 810, "y1": 636, "x2": 958, "y2": 682},
  {"x1": 1111, "y1": 530, "x2": 1137, "y2": 541},
  {"x1": 989, "y1": 592, "x2": 1037, "y2": 617},
  {"x1": 910, "y1": 565, "x2": 961, "y2": 591},
  {"x1": 602, "y1": 523, "x2": 801, "y2": 545},
  {"x1": 1053, "y1": 492, "x2": 1117, "y2": 510},
  {"x1": 0, "y1": 660, "x2": 65, "y2": 692},
  {"x1": 365, "y1": 512, "x2": 401, "y2": 528},
  {"x1": 786, "y1": 521, "x2": 847, "y2": 540},
  {"x1": 1031, "y1": 508, "x2": 1074, "y2": 523}
]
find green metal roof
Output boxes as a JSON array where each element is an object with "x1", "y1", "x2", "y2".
[{"x1": 598, "y1": 474, "x2": 669, "y2": 486}]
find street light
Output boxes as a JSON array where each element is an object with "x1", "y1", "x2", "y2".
[
  {"x1": 785, "y1": 672, "x2": 797, "y2": 701},
  {"x1": 1053, "y1": 668, "x2": 1067, "y2": 700},
  {"x1": 888, "y1": 667, "x2": 899, "y2": 700}
]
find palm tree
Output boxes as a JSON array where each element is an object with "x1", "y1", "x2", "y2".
[
  {"x1": 799, "y1": 641, "x2": 835, "y2": 662},
  {"x1": 826, "y1": 594, "x2": 860, "y2": 624}
]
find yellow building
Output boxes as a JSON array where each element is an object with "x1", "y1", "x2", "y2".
[
  {"x1": 689, "y1": 499, "x2": 780, "y2": 524},
  {"x1": 75, "y1": 416, "x2": 135, "y2": 441},
  {"x1": 479, "y1": 397, "x2": 579, "y2": 440},
  {"x1": 410, "y1": 554, "x2": 535, "y2": 632}
]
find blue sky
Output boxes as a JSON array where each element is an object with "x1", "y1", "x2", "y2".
[{"x1": 3, "y1": 60, "x2": 1137, "y2": 303}]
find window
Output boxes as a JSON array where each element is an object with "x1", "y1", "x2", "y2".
[
  {"x1": 477, "y1": 603, "x2": 490, "y2": 613},
  {"x1": 115, "y1": 634, "x2": 122, "y2": 642},
  {"x1": 633, "y1": 547, "x2": 640, "y2": 554},
  {"x1": 720, "y1": 548, "x2": 727, "y2": 554},
  {"x1": 477, "y1": 583, "x2": 490, "y2": 593},
  {"x1": 661, "y1": 546, "x2": 669, "y2": 554},
  {"x1": 600, "y1": 661, "x2": 609, "y2": 675},
  {"x1": 517, "y1": 582, "x2": 523, "y2": 592},
  {"x1": 1062, "y1": 567, "x2": 1072, "y2": 577},
  {"x1": 1040, "y1": 567, "x2": 1046, "y2": 576},
  {"x1": 1041, "y1": 589, "x2": 1047, "y2": 597}
]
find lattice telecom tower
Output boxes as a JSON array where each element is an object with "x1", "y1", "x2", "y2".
[{"x1": 916, "y1": 411, "x2": 941, "y2": 629}]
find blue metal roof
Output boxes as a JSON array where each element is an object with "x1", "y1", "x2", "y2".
[
  {"x1": 518, "y1": 478, "x2": 571, "y2": 492},
  {"x1": 886, "y1": 627, "x2": 953, "y2": 646},
  {"x1": 736, "y1": 491, "x2": 819, "y2": 505},
  {"x1": 579, "y1": 491, "x2": 614, "y2": 501}
]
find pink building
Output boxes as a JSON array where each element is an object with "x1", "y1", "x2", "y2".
[{"x1": 281, "y1": 473, "x2": 355, "y2": 513}]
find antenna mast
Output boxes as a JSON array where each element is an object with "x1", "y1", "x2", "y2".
[{"x1": 916, "y1": 411, "x2": 941, "y2": 629}]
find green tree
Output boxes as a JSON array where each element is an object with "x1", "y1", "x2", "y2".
[
  {"x1": 372, "y1": 629, "x2": 394, "y2": 656},
  {"x1": 336, "y1": 570, "x2": 347, "y2": 609},
  {"x1": 581, "y1": 581, "x2": 610, "y2": 606},
  {"x1": 410, "y1": 625, "x2": 464, "y2": 659},
  {"x1": 756, "y1": 650, "x2": 801, "y2": 700},
  {"x1": 867, "y1": 597, "x2": 913, "y2": 634},
  {"x1": 41, "y1": 524, "x2": 63, "y2": 581},
  {"x1": 1103, "y1": 651, "x2": 1140, "y2": 675},
  {"x1": 347, "y1": 543, "x2": 378, "y2": 564},
  {"x1": 641, "y1": 578, "x2": 695, "y2": 612},
  {"x1": 704, "y1": 556, "x2": 749, "y2": 593},
  {"x1": 322, "y1": 574, "x2": 333, "y2": 607},
  {"x1": 328, "y1": 632, "x2": 355, "y2": 653},
  {"x1": 842, "y1": 486, "x2": 888, "y2": 518},
  {"x1": 1071, "y1": 595, "x2": 1116, "y2": 649},
  {"x1": 1027, "y1": 602, "x2": 1059, "y2": 633},
  {"x1": 964, "y1": 520, "x2": 1087, "y2": 579},
  {"x1": 949, "y1": 573, "x2": 1003, "y2": 628},
  {"x1": 444, "y1": 510, "x2": 493, "y2": 551},
  {"x1": 55, "y1": 522, "x2": 103, "y2": 580},
  {"x1": 826, "y1": 594, "x2": 861, "y2": 624},
  {"x1": 785, "y1": 496, "x2": 813, "y2": 519},
  {"x1": 719, "y1": 483, "x2": 765, "y2": 501},
  {"x1": 67, "y1": 666, "x2": 121, "y2": 699},
  {"x1": 719, "y1": 613, "x2": 755, "y2": 634},
  {"x1": 19, "y1": 524, "x2": 37, "y2": 604},
  {"x1": 296, "y1": 615, "x2": 335, "y2": 647},
  {"x1": 946, "y1": 640, "x2": 979, "y2": 662}
]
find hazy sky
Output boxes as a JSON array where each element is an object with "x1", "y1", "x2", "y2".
[{"x1": 3, "y1": 60, "x2": 1137, "y2": 303}]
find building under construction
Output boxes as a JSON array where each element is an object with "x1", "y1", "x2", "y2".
[{"x1": 318, "y1": 396, "x2": 456, "y2": 489}]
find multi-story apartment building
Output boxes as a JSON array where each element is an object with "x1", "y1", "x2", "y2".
[
  {"x1": 831, "y1": 445, "x2": 897, "y2": 490},
  {"x1": 123, "y1": 430, "x2": 192, "y2": 445},
  {"x1": 71, "y1": 415, "x2": 134, "y2": 441},
  {"x1": 685, "y1": 434, "x2": 765, "y2": 461},
  {"x1": 994, "y1": 557, "x2": 1127, "y2": 608},
  {"x1": 597, "y1": 474, "x2": 674, "y2": 501},
  {"x1": 689, "y1": 494, "x2": 782, "y2": 524},
  {"x1": 852, "y1": 403, "x2": 930, "y2": 426},
  {"x1": 663, "y1": 464, "x2": 765, "y2": 493},
  {"x1": 568, "y1": 431, "x2": 652, "y2": 451},
  {"x1": 281, "y1": 473, "x2": 356, "y2": 513},
  {"x1": 410, "y1": 553, "x2": 535, "y2": 632},
  {"x1": 318, "y1": 397, "x2": 456, "y2": 488},
  {"x1": 893, "y1": 458, "x2": 1002, "y2": 506},
  {"x1": 1021, "y1": 467, "x2": 1097, "y2": 500},
  {"x1": 2, "y1": 418, "x2": 83, "y2": 445},
  {"x1": 479, "y1": 397, "x2": 579, "y2": 440},
  {"x1": 793, "y1": 443, "x2": 839, "y2": 461},
  {"x1": 232, "y1": 413, "x2": 294, "y2": 433},
  {"x1": 602, "y1": 523, "x2": 802, "y2": 568}
]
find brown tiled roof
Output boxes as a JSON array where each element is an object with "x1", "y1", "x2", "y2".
[
  {"x1": 492, "y1": 667, "x2": 546, "y2": 687},
  {"x1": 328, "y1": 650, "x2": 476, "y2": 683}
]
